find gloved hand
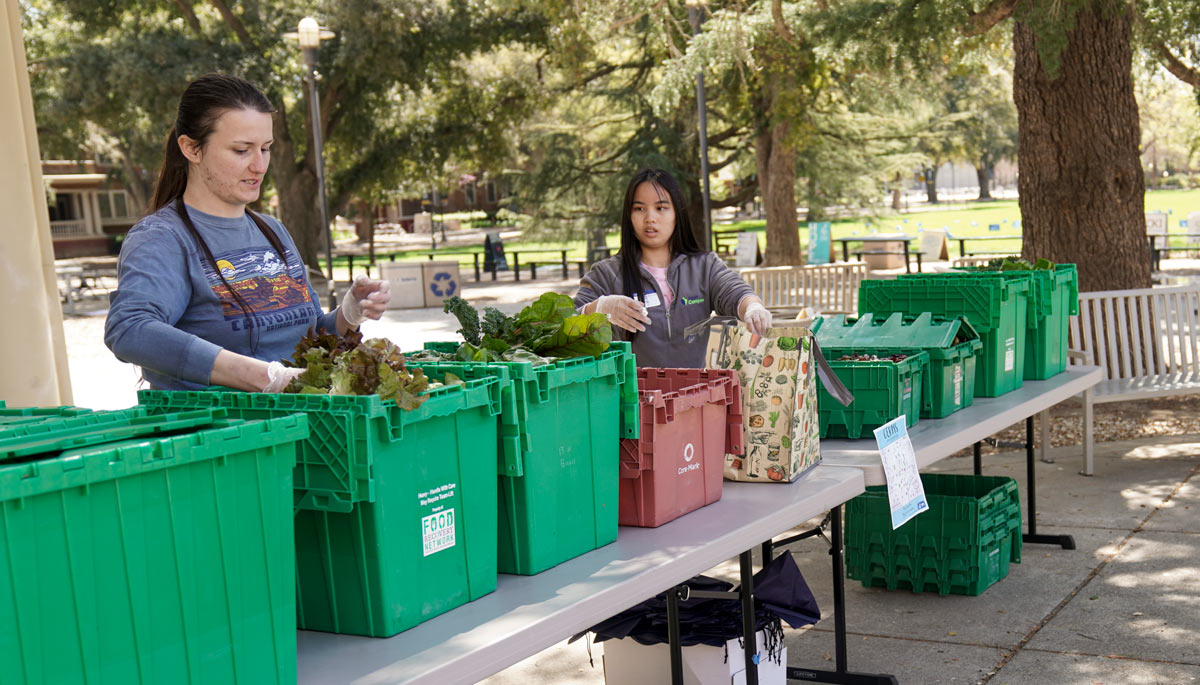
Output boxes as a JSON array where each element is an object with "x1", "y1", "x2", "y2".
[
  {"x1": 342, "y1": 274, "x2": 391, "y2": 326},
  {"x1": 593, "y1": 294, "x2": 652, "y2": 333},
  {"x1": 743, "y1": 302, "x2": 772, "y2": 336},
  {"x1": 263, "y1": 361, "x2": 304, "y2": 393}
]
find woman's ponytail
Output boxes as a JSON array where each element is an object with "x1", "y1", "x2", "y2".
[{"x1": 149, "y1": 127, "x2": 189, "y2": 212}]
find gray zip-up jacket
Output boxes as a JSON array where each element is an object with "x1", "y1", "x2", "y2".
[{"x1": 574, "y1": 251, "x2": 755, "y2": 368}]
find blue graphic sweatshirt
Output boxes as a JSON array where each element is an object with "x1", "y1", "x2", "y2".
[{"x1": 105, "y1": 203, "x2": 337, "y2": 390}]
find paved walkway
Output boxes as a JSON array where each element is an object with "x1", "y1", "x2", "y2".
[{"x1": 483, "y1": 436, "x2": 1200, "y2": 685}]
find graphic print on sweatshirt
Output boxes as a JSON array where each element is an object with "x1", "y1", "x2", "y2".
[{"x1": 202, "y1": 247, "x2": 318, "y2": 332}]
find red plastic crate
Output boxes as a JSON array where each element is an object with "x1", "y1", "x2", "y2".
[{"x1": 618, "y1": 369, "x2": 744, "y2": 527}]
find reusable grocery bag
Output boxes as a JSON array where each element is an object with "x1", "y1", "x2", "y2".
[{"x1": 687, "y1": 318, "x2": 850, "y2": 483}]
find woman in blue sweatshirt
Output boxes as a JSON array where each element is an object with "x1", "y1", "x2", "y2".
[
  {"x1": 105, "y1": 74, "x2": 389, "y2": 392},
  {"x1": 574, "y1": 168, "x2": 771, "y2": 368}
]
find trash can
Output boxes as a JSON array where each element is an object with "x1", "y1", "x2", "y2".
[
  {"x1": 423, "y1": 261, "x2": 462, "y2": 307},
  {"x1": 380, "y1": 261, "x2": 426, "y2": 309}
]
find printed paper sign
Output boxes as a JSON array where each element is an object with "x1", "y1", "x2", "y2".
[
  {"x1": 874, "y1": 416, "x2": 928, "y2": 529},
  {"x1": 807, "y1": 222, "x2": 832, "y2": 265},
  {"x1": 421, "y1": 508, "x2": 456, "y2": 556},
  {"x1": 953, "y1": 363, "x2": 963, "y2": 407}
]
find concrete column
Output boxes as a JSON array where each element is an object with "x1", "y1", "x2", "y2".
[{"x1": 0, "y1": 2, "x2": 72, "y2": 405}]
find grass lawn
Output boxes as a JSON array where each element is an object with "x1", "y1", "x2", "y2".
[
  {"x1": 337, "y1": 188, "x2": 1200, "y2": 278},
  {"x1": 720, "y1": 188, "x2": 1200, "y2": 257}
]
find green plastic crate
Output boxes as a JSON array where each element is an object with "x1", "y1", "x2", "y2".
[
  {"x1": 410, "y1": 343, "x2": 630, "y2": 575},
  {"x1": 0, "y1": 403, "x2": 92, "y2": 425},
  {"x1": 141, "y1": 376, "x2": 504, "y2": 638},
  {"x1": 818, "y1": 348, "x2": 929, "y2": 439},
  {"x1": 845, "y1": 473, "x2": 1022, "y2": 596},
  {"x1": 419, "y1": 340, "x2": 640, "y2": 441},
  {"x1": 949, "y1": 265, "x2": 1079, "y2": 380},
  {"x1": 815, "y1": 313, "x2": 982, "y2": 419},
  {"x1": 859, "y1": 276, "x2": 1030, "y2": 397},
  {"x1": 0, "y1": 409, "x2": 306, "y2": 684}
]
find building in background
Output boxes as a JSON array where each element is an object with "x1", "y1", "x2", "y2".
[{"x1": 42, "y1": 160, "x2": 140, "y2": 258}]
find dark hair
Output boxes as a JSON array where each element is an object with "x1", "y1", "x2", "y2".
[
  {"x1": 617, "y1": 168, "x2": 703, "y2": 301},
  {"x1": 151, "y1": 74, "x2": 286, "y2": 354}
]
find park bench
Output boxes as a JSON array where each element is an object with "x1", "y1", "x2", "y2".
[
  {"x1": 738, "y1": 261, "x2": 868, "y2": 317},
  {"x1": 1067, "y1": 283, "x2": 1200, "y2": 475},
  {"x1": 1148, "y1": 233, "x2": 1200, "y2": 271},
  {"x1": 56, "y1": 260, "x2": 119, "y2": 314}
]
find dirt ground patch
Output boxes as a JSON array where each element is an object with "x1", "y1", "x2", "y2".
[{"x1": 954, "y1": 393, "x2": 1200, "y2": 457}]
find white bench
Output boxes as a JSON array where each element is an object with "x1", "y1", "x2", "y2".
[
  {"x1": 1067, "y1": 284, "x2": 1200, "y2": 474},
  {"x1": 738, "y1": 261, "x2": 868, "y2": 317}
]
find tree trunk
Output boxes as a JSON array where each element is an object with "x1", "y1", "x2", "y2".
[
  {"x1": 924, "y1": 167, "x2": 939, "y2": 204},
  {"x1": 355, "y1": 200, "x2": 373, "y2": 243},
  {"x1": 267, "y1": 108, "x2": 325, "y2": 273},
  {"x1": 804, "y1": 175, "x2": 826, "y2": 222},
  {"x1": 755, "y1": 121, "x2": 801, "y2": 266},
  {"x1": 1013, "y1": 2, "x2": 1148, "y2": 291},
  {"x1": 273, "y1": 163, "x2": 325, "y2": 273},
  {"x1": 976, "y1": 163, "x2": 992, "y2": 201}
]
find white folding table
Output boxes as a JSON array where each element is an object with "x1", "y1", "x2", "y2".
[{"x1": 298, "y1": 465, "x2": 867, "y2": 685}]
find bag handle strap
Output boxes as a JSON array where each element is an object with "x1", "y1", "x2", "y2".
[{"x1": 687, "y1": 315, "x2": 854, "y2": 408}]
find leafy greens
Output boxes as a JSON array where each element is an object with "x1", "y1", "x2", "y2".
[
  {"x1": 437, "y1": 293, "x2": 612, "y2": 363},
  {"x1": 284, "y1": 328, "x2": 454, "y2": 410}
]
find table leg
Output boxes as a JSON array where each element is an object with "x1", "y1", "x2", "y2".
[
  {"x1": 903, "y1": 247, "x2": 911, "y2": 273},
  {"x1": 1038, "y1": 409, "x2": 1052, "y2": 463},
  {"x1": 973, "y1": 441, "x2": 982, "y2": 476},
  {"x1": 841, "y1": 243, "x2": 850, "y2": 262},
  {"x1": 667, "y1": 586, "x2": 683, "y2": 684},
  {"x1": 1021, "y1": 416, "x2": 1076, "y2": 549},
  {"x1": 513, "y1": 254, "x2": 520, "y2": 281},
  {"x1": 740, "y1": 550, "x2": 759, "y2": 685},
  {"x1": 958, "y1": 239, "x2": 966, "y2": 258},
  {"x1": 787, "y1": 506, "x2": 898, "y2": 684},
  {"x1": 473, "y1": 254, "x2": 481, "y2": 282},
  {"x1": 561, "y1": 250, "x2": 568, "y2": 279}
]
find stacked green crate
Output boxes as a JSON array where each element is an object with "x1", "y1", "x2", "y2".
[
  {"x1": 817, "y1": 349, "x2": 929, "y2": 439},
  {"x1": 950, "y1": 264, "x2": 1079, "y2": 380},
  {"x1": 859, "y1": 275, "x2": 1031, "y2": 397},
  {"x1": 408, "y1": 341, "x2": 636, "y2": 575},
  {"x1": 844, "y1": 473, "x2": 1022, "y2": 596},
  {"x1": 815, "y1": 312, "x2": 983, "y2": 418},
  {"x1": 140, "y1": 373, "x2": 504, "y2": 638},
  {"x1": 0, "y1": 403, "x2": 91, "y2": 425},
  {"x1": 0, "y1": 407, "x2": 305, "y2": 683}
]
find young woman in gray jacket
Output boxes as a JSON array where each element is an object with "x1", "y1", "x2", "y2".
[{"x1": 574, "y1": 168, "x2": 771, "y2": 368}]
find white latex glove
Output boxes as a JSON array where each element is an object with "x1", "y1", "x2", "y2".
[
  {"x1": 342, "y1": 274, "x2": 391, "y2": 326},
  {"x1": 263, "y1": 361, "x2": 304, "y2": 393},
  {"x1": 743, "y1": 302, "x2": 772, "y2": 336},
  {"x1": 593, "y1": 294, "x2": 651, "y2": 333}
]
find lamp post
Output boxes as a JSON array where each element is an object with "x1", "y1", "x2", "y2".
[
  {"x1": 285, "y1": 17, "x2": 337, "y2": 309},
  {"x1": 686, "y1": 1, "x2": 713, "y2": 253}
]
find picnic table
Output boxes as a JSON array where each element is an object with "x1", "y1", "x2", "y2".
[
  {"x1": 1147, "y1": 233, "x2": 1200, "y2": 271},
  {"x1": 297, "y1": 366, "x2": 1103, "y2": 685},
  {"x1": 948, "y1": 233, "x2": 1022, "y2": 258},
  {"x1": 505, "y1": 248, "x2": 587, "y2": 281},
  {"x1": 56, "y1": 258, "x2": 119, "y2": 313},
  {"x1": 831, "y1": 235, "x2": 921, "y2": 273}
]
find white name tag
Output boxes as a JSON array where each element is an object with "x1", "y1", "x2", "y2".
[{"x1": 642, "y1": 291, "x2": 662, "y2": 308}]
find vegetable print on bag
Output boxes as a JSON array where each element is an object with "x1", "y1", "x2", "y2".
[{"x1": 705, "y1": 324, "x2": 821, "y2": 482}]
